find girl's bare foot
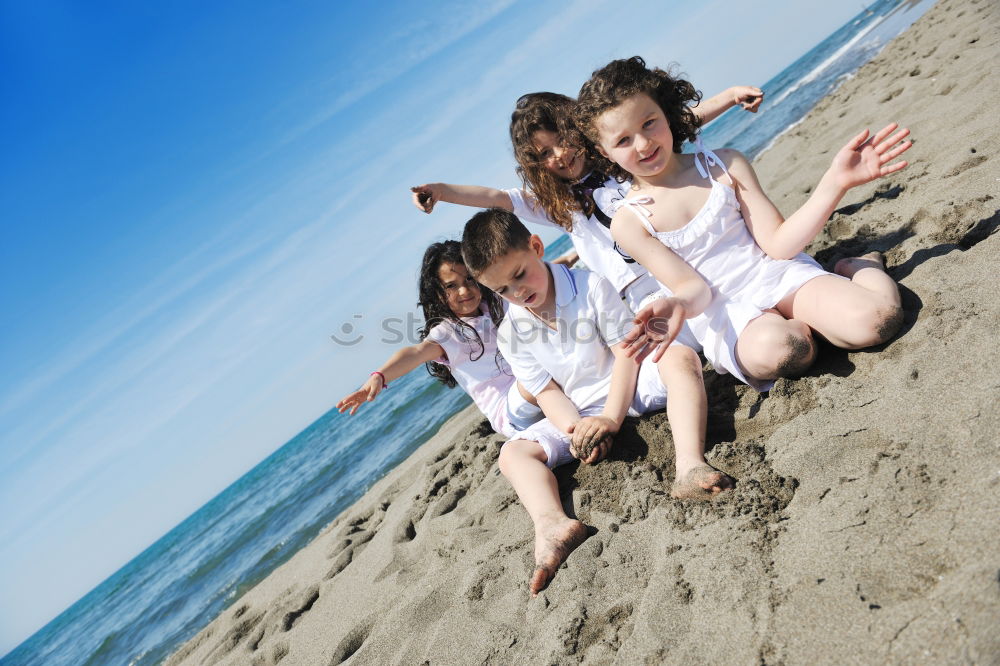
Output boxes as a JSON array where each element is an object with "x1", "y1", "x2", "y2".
[
  {"x1": 834, "y1": 251, "x2": 886, "y2": 279},
  {"x1": 530, "y1": 518, "x2": 589, "y2": 597},
  {"x1": 670, "y1": 464, "x2": 734, "y2": 499}
]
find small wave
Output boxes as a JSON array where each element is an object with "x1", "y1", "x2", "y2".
[
  {"x1": 755, "y1": 116, "x2": 808, "y2": 160},
  {"x1": 81, "y1": 629, "x2": 125, "y2": 666},
  {"x1": 768, "y1": 19, "x2": 882, "y2": 108}
]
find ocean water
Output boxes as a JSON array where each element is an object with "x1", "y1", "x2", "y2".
[{"x1": 1, "y1": 1, "x2": 934, "y2": 663}]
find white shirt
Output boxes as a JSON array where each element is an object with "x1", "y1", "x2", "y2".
[
  {"x1": 498, "y1": 263, "x2": 633, "y2": 412},
  {"x1": 426, "y1": 309, "x2": 514, "y2": 433},
  {"x1": 505, "y1": 176, "x2": 648, "y2": 295}
]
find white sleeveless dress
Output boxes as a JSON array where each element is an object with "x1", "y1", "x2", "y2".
[{"x1": 623, "y1": 142, "x2": 831, "y2": 391}]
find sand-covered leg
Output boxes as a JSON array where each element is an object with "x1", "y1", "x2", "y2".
[
  {"x1": 498, "y1": 438, "x2": 589, "y2": 597},
  {"x1": 656, "y1": 345, "x2": 733, "y2": 500},
  {"x1": 671, "y1": 463, "x2": 734, "y2": 499},
  {"x1": 530, "y1": 516, "x2": 589, "y2": 597}
]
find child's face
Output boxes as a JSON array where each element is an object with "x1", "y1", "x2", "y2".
[
  {"x1": 438, "y1": 262, "x2": 482, "y2": 317},
  {"x1": 530, "y1": 130, "x2": 587, "y2": 181},
  {"x1": 474, "y1": 236, "x2": 551, "y2": 310},
  {"x1": 595, "y1": 93, "x2": 674, "y2": 178}
]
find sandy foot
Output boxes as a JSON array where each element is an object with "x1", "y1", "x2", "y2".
[
  {"x1": 530, "y1": 518, "x2": 589, "y2": 597},
  {"x1": 671, "y1": 464, "x2": 735, "y2": 500}
]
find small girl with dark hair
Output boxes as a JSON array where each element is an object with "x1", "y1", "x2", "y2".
[
  {"x1": 409, "y1": 83, "x2": 763, "y2": 317},
  {"x1": 337, "y1": 240, "x2": 542, "y2": 436},
  {"x1": 575, "y1": 56, "x2": 910, "y2": 390}
]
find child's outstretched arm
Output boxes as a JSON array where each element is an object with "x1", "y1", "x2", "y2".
[
  {"x1": 731, "y1": 123, "x2": 911, "y2": 260},
  {"x1": 692, "y1": 85, "x2": 764, "y2": 125},
  {"x1": 410, "y1": 183, "x2": 514, "y2": 214},
  {"x1": 336, "y1": 339, "x2": 445, "y2": 415}
]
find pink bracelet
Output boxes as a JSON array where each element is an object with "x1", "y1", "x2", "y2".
[{"x1": 370, "y1": 371, "x2": 388, "y2": 389}]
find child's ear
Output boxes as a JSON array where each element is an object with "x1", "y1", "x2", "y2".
[
  {"x1": 596, "y1": 144, "x2": 609, "y2": 159},
  {"x1": 529, "y1": 234, "x2": 545, "y2": 258}
]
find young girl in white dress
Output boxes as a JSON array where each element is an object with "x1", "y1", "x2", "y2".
[
  {"x1": 575, "y1": 57, "x2": 910, "y2": 390},
  {"x1": 337, "y1": 241, "x2": 541, "y2": 437},
  {"x1": 409, "y1": 85, "x2": 763, "y2": 317}
]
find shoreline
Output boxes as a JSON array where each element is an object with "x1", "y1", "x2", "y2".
[{"x1": 169, "y1": 0, "x2": 1000, "y2": 662}]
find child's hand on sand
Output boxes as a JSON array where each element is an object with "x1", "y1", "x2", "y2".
[
  {"x1": 410, "y1": 184, "x2": 442, "y2": 213},
  {"x1": 732, "y1": 85, "x2": 764, "y2": 113},
  {"x1": 568, "y1": 416, "x2": 616, "y2": 463},
  {"x1": 828, "y1": 123, "x2": 911, "y2": 191},
  {"x1": 622, "y1": 297, "x2": 687, "y2": 363},
  {"x1": 336, "y1": 375, "x2": 385, "y2": 416}
]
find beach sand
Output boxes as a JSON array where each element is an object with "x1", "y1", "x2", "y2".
[{"x1": 168, "y1": 0, "x2": 999, "y2": 662}]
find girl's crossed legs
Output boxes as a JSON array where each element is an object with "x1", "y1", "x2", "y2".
[{"x1": 736, "y1": 253, "x2": 903, "y2": 384}]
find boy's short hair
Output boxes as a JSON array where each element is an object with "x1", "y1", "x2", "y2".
[{"x1": 461, "y1": 208, "x2": 532, "y2": 276}]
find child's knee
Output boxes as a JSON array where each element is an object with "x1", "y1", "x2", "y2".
[
  {"x1": 774, "y1": 324, "x2": 816, "y2": 377},
  {"x1": 498, "y1": 439, "x2": 545, "y2": 476},
  {"x1": 741, "y1": 321, "x2": 815, "y2": 379},
  {"x1": 498, "y1": 441, "x2": 521, "y2": 475},
  {"x1": 842, "y1": 304, "x2": 904, "y2": 348},
  {"x1": 659, "y1": 344, "x2": 701, "y2": 374}
]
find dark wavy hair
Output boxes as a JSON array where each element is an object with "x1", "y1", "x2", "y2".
[
  {"x1": 417, "y1": 240, "x2": 506, "y2": 388},
  {"x1": 509, "y1": 92, "x2": 620, "y2": 231},
  {"x1": 574, "y1": 56, "x2": 702, "y2": 181}
]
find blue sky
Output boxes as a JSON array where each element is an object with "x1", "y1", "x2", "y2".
[{"x1": 0, "y1": 0, "x2": 863, "y2": 653}]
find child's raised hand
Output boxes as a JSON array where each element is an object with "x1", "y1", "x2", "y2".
[
  {"x1": 733, "y1": 86, "x2": 764, "y2": 113},
  {"x1": 336, "y1": 375, "x2": 384, "y2": 416},
  {"x1": 622, "y1": 297, "x2": 686, "y2": 364},
  {"x1": 568, "y1": 416, "x2": 616, "y2": 464},
  {"x1": 829, "y1": 123, "x2": 911, "y2": 191},
  {"x1": 410, "y1": 184, "x2": 441, "y2": 213}
]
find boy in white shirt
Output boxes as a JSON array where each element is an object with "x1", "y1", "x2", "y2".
[{"x1": 461, "y1": 208, "x2": 733, "y2": 598}]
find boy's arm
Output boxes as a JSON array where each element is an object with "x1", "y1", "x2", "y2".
[
  {"x1": 410, "y1": 183, "x2": 514, "y2": 214},
  {"x1": 568, "y1": 344, "x2": 640, "y2": 465},
  {"x1": 730, "y1": 124, "x2": 911, "y2": 259},
  {"x1": 336, "y1": 340, "x2": 444, "y2": 415},
  {"x1": 534, "y1": 379, "x2": 582, "y2": 433},
  {"x1": 692, "y1": 86, "x2": 764, "y2": 125}
]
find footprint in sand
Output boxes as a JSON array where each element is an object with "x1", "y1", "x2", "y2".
[{"x1": 329, "y1": 618, "x2": 375, "y2": 664}]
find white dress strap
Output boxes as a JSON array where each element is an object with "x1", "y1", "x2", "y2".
[
  {"x1": 624, "y1": 197, "x2": 658, "y2": 236},
  {"x1": 693, "y1": 136, "x2": 733, "y2": 186}
]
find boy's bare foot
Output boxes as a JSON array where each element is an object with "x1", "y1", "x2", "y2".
[
  {"x1": 671, "y1": 464, "x2": 734, "y2": 499},
  {"x1": 530, "y1": 518, "x2": 589, "y2": 597},
  {"x1": 834, "y1": 251, "x2": 886, "y2": 279}
]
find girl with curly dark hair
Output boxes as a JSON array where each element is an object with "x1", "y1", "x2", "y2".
[
  {"x1": 576, "y1": 56, "x2": 909, "y2": 391},
  {"x1": 409, "y1": 82, "x2": 762, "y2": 316},
  {"x1": 337, "y1": 240, "x2": 542, "y2": 436}
]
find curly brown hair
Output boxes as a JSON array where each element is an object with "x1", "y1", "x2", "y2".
[
  {"x1": 509, "y1": 92, "x2": 602, "y2": 231},
  {"x1": 574, "y1": 56, "x2": 703, "y2": 181},
  {"x1": 417, "y1": 240, "x2": 505, "y2": 388}
]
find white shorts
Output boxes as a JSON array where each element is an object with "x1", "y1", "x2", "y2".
[
  {"x1": 497, "y1": 381, "x2": 544, "y2": 438},
  {"x1": 504, "y1": 356, "x2": 667, "y2": 469}
]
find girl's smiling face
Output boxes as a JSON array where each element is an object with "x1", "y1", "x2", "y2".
[
  {"x1": 595, "y1": 93, "x2": 675, "y2": 178},
  {"x1": 438, "y1": 262, "x2": 482, "y2": 317},
  {"x1": 531, "y1": 130, "x2": 587, "y2": 181}
]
